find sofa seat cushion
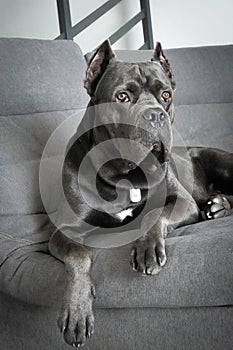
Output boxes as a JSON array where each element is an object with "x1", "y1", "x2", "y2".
[
  {"x1": 93, "y1": 217, "x2": 233, "y2": 308},
  {"x1": 0, "y1": 215, "x2": 233, "y2": 309}
]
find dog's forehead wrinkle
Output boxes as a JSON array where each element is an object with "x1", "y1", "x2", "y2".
[
  {"x1": 120, "y1": 63, "x2": 144, "y2": 85},
  {"x1": 104, "y1": 61, "x2": 169, "y2": 88},
  {"x1": 126, "y1": 80, "x2": 141, "y2": 92},
  {"x1": 106, "y1": 61, "x2": 144, "y2": 84},
  {"x1": 138, "y1": 62, "x2": 171, "y2": 88}
]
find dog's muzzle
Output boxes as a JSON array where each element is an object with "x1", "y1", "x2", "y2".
[{"x1": 134, "y1": 106, "x2": 172, "y2": 163}]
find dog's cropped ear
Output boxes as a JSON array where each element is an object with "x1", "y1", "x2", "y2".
[
  {"x1": 152, "y1": 42, "x2": 175, "y2": 89},
  {"x1": 84, "y1": 40, "x2": 115, "y2": 96}
]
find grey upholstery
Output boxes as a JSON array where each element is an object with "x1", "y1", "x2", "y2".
[
  {"x1": 0, "y1": 38, "x2": 88, "y2": 115},
  {"x1": 0, "y1": 39, "x2": 232, "y2": 350}
]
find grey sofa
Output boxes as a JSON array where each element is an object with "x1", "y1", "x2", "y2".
[{"x1": 0, "y1": 38, "x2": 232, "y2": 350}]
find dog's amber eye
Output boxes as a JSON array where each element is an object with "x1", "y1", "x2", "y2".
[
  {"x1": 116, "y1": 92, "x2": 130, "y2": 103},
  {"x1": 161, "y1": 91, "x2": 171, "y2": 102}
]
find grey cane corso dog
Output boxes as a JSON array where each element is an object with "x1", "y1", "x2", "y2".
[{"x1": 49, "y1": 40, "x2": 233, "y2": 347}]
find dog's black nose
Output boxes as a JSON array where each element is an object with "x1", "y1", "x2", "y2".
[{"x1": 143, "y1": 108, "x2": 166, "y2": 124}]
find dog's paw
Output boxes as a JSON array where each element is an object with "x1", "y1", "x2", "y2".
[
  {"x1": 58, "y1": 284, "x2": 95, "y2": 347},
  {"x1": 203, "y1": 194, "x2": 231, "y2": 220},
  {"x1": 130, "y1": 236, "x2": 166, "y2": 275}
]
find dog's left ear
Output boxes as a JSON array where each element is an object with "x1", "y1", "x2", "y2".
[
  {"x1": 84, "y1": 40, "x2": 115, "y2": 96},
  {"x1": 152, "y1": 42, "x2": 175, "y2": 89}
]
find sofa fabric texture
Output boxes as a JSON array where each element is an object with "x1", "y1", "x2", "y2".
[
  {"x1": 0, "y1": 38, "x2": 88, "y2": 115},
  {"x1": 0, "y1": 39, "x2": 232, "y2": 350}
]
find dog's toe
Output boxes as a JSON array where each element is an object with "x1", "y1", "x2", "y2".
[
  {"x1": 86, "y1": 314, "x2": 95, "y2": 338},
  {"x1": 57, "y1": 305, "x2": 70, "y2": 334},
  {"x1": 144, "y1": 246, "x2": 161, "y2": 275}
]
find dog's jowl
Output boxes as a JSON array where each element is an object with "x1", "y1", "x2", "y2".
[{"x1": 49, "y1": 40, "x2": 233, "y2": 347}]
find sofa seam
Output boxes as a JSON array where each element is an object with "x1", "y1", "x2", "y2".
[
  {"x1": 0, "y1": 231, "x2": 34, "y2": 244},
  {"x1": 174, "y1": 101, "x2": 233, "y2": 107},
  {"x1": 0, "y1": 107, "x2": 87, "y2": 118}
]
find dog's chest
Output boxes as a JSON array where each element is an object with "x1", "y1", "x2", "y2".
[
  {"x1": 114, "y1": 188, "x2": 141, "y2": 222},
  {"x1": 115, "y1": 207, "x2": 134, "y2": 221}
]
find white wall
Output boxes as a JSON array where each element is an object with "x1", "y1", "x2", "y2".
[
  {"x1": 0, "y1": 0, "x2": 59, "y2": 39},
  {"x1": 149, "y1": 0, "x2": 233, "y2": 49},
  {"x1": 0, "y1": 0, "x2": 232, "y2": 53}
]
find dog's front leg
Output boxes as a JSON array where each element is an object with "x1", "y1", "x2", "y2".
[
  {"x1": 49, "y1": 230, "x2": 95, "y2": 347},
  {"x1": 131, "y1": 187, "x2": 200, "y2": 276}
]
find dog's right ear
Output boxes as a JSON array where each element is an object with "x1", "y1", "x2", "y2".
[
  {"x1": 84, "y1": 40, "x2": 115, "y2": 96},
  {"x1": 152, "y1": 42, "x2": 175, "y2": 89}
]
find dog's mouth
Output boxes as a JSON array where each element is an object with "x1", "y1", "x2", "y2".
[
  {"x1": 91, "y1": 123, "x2": 172, "y2": 179},
  {"x1": 119, "y1": 140, "x2": 170, "y2": 176},
  {"x1": 151, "y1": 141, "x2": 170, "y2": 164},
  {"x1": 132, "y1": 141, "x2": 169, "y2": 176}
]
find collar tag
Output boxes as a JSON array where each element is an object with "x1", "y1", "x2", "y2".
[{"x1": 130, "y1": 188, "x2": 141, "y2": 203}]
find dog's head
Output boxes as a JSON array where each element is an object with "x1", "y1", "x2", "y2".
[{"x1": 84, "y1": 40, "x2": 175, "y2": 173}]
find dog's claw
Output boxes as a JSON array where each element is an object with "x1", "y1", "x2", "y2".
[
  {"x1": 57, "y1": 312, "x2": 68, "y2": 334},
  {"x1": 130, "y1": 248, "x2": 137, "y2": 271},
  {"x1": 146, "y1": 265, "x2": 161, "y2": 275},
  {"x1": 145, "y1": 268, "x2": 152, "y2": 275},
  {"x1": 60, "y1": 325, "x2": 65, "y2": 333},
  {"x1": 91, "y1": 285, "x2": 96, "y2": 299},
  {"x1": 88, "y1": 327, "x2": 94, "y2": 337},
  {"x1": 158, "y1": 255, "x2": 167, "y2": 267}
]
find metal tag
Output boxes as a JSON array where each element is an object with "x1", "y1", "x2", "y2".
[{"x1": 130, "y1": 188, "x2": 141, "y2": 203}]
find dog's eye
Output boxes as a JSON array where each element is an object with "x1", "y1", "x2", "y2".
[
  {"x1": 116, "y1": 92, "x2": 130, "y2": 103},
  {"x1": 161, "y1": 91, "x2": 171, "y2": 102}
]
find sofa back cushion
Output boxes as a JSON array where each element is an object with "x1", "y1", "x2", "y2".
[
  {"x1": 0, "y1": 39, "x2": 88, "y2": 269},
  {"x1": 0, "y1": 38, "x2": 89, "y2": 115},
  {"x1": 115, "y1": 45, "x2": 233, "y2": 106}
]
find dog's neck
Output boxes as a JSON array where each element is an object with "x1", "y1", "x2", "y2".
[{"x1": 76, "y1": 102, "x2": 168, "y2": 211}]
